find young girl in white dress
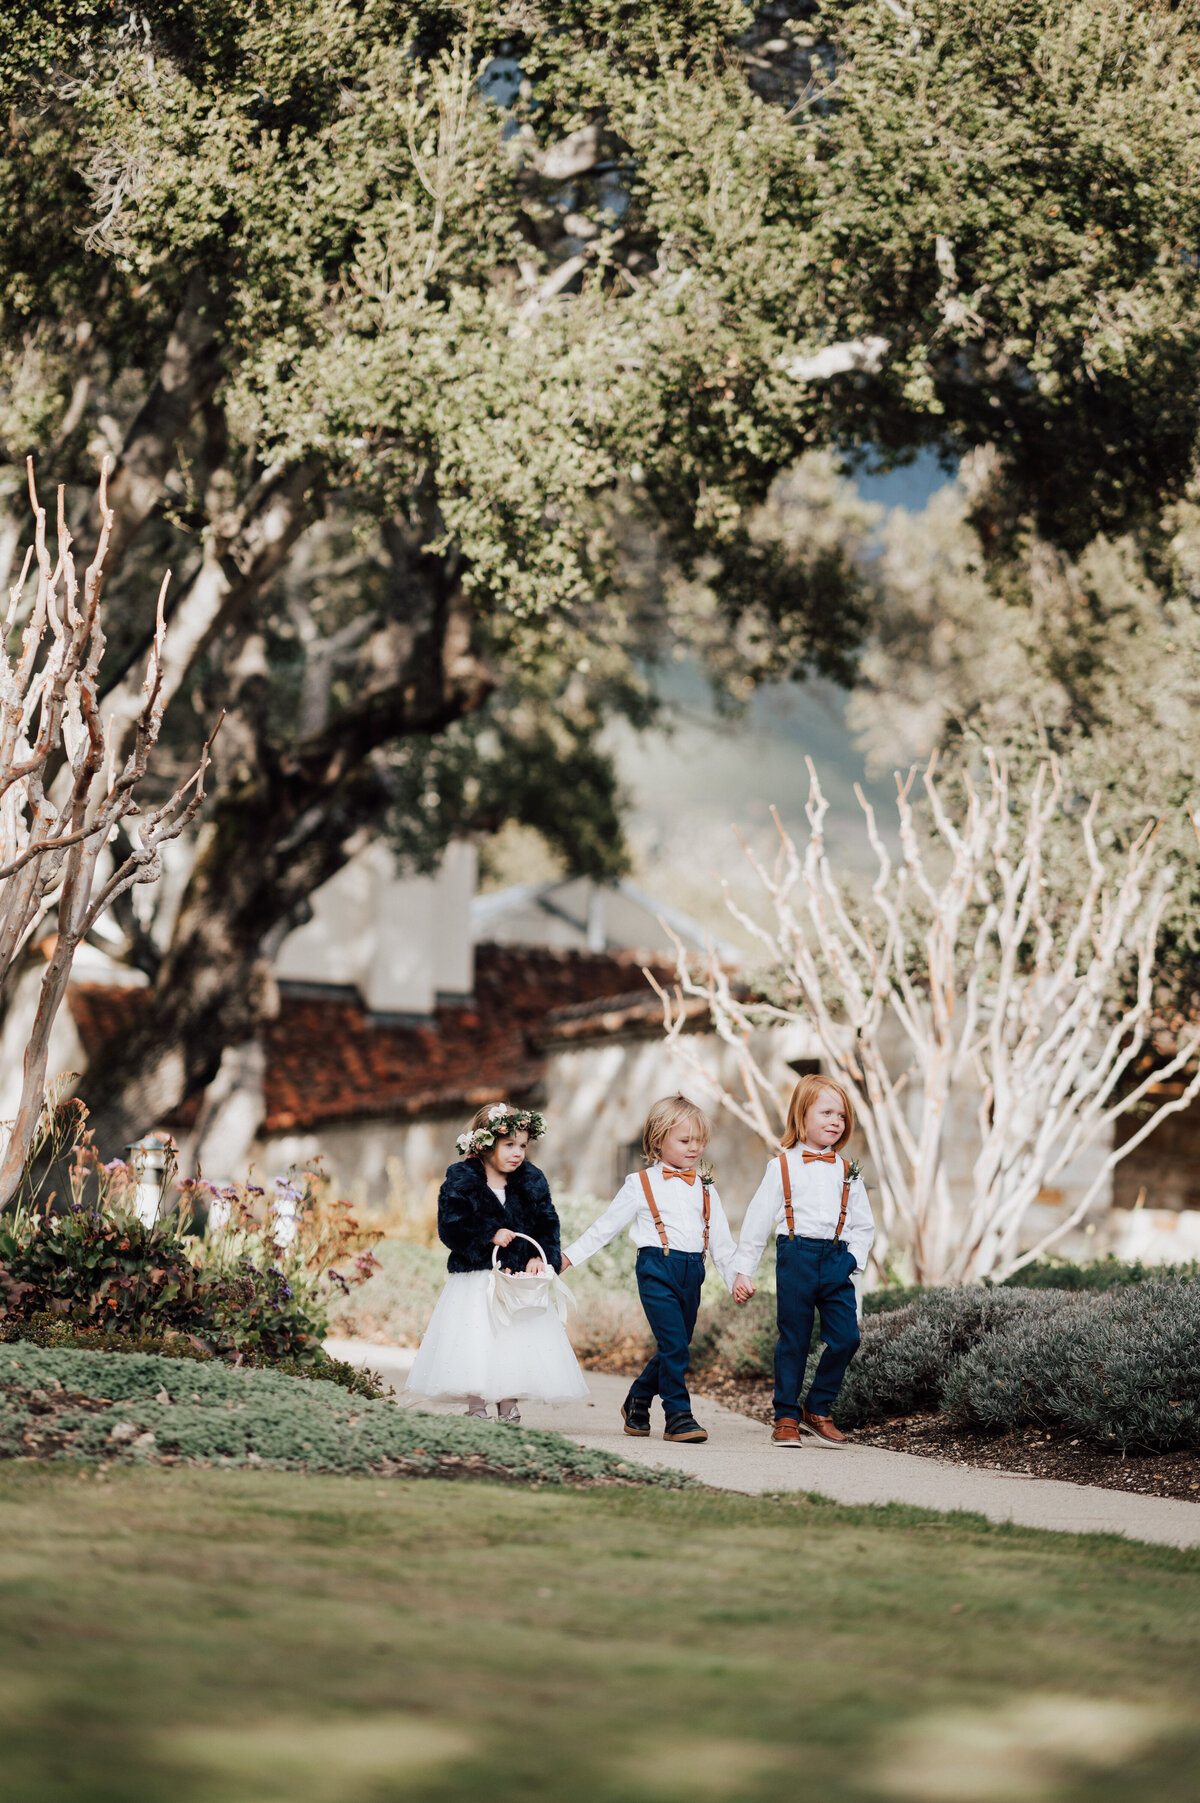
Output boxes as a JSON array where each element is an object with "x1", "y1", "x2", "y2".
[{"x1": 405, "y1": 1104, "x2": 588, "y2": 1421}]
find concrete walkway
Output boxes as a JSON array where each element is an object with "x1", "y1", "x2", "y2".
[{"x1": 326, "y1": 1339, "x2": 1200, "y2": 1551}]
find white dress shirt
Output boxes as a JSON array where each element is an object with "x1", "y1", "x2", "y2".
[
  {"x1": 734, "y1": 1147, "x2": 875, "y2": 1276},
  {"x1": 563, "y1": 1164, "x2": 739, "y2": 1291}
]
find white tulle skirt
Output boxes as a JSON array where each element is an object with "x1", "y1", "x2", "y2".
[{"x1": 405, "y1": 1270, "x2": 590, "y2": 1404}]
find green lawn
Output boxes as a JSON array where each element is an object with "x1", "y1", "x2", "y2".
[{"x1": 1, "y1": 1467, "x2": 1198, "y2": 1803}]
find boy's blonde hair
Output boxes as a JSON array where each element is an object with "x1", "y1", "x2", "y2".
[
  {"x1": 781, "y1": 1073, "x2": 854, "y2": 1153},
  {"x1": 642, "y1": 1094, "x2": 711, "y2": 1164}
]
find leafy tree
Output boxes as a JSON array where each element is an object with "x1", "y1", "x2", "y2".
[{"x1": 2, "y1": 0, "x2": 1199, "y2": 1151}]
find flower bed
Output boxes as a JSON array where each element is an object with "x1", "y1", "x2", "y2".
[{"x1": 0, "y1": 1148, "x2": 381, "y2": 1373}]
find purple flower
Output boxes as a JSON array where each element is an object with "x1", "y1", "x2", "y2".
[
  {"x1": 246, "y1": 1184, "x2": 265, "y2": 1196},
  {"x1": 274, "y1": 1180, "x2": 302, "y2": 1202},
  {"x1": 102, "y1": 1158, "x2": 129, "y2": 1175}
]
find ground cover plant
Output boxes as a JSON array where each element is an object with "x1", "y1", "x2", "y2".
[
  {"x1": 0, "y1": 1463, "x2": 1197, "y2": 1803},
  {"x1": 0, "y1": 1341, "x2": 679, "y2": 1489}
]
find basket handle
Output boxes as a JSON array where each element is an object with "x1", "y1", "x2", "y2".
[{"x1": 491, "y1": 1230, "x2": 549, "y2": 1270}]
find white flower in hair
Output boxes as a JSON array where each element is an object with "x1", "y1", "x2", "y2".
[{"x1": 488, "y1": 1104, "x2": 508, "y2": 1121}]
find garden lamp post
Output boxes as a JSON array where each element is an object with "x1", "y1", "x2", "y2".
[{"x1": 127, "y1": 1136, "x2": 168, "y2": 1228}]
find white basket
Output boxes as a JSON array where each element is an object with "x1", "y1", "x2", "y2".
[{"x1": 488, "y1": 1232, "x2": 575, "y2": 1331}]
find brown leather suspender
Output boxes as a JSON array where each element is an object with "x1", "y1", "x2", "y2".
[
  {"x1": 638, "y1": 1169, "x2": 710, "y2": 1257},
  {"x1": 778, "y1": 1153, "x2": 851, "y2": 1242},
  {"x1": 835, "y1": 1167, "x2": 851, "y2": 1240},
  {"x1": 639, "y1": 1168, "x2": 670, "y2": 1252},
  {"x1": 779, "y1": 1152, "x2": 795, "y2": 1239}
]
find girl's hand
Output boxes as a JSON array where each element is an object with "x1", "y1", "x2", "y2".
[
  {"x1": 732, "y1": 1275, "x2": 756, "y2": 1304},
  {"x1": 525, "y1": 1257, "x2": 546, "y2": 1275},
  {"x1": 492, "y1": 1228, "x2": 516, "y2": 1247}
]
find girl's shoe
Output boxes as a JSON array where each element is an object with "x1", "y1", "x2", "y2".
[
  {"x1": 465, "y1": 1400, "x2": 490, "y2": 1420},
  {"x1": 663, "y1": 1412, "x2": 708, "y2": 1443},
  {"x1": 497, "y1": 1402, "x2": 522, "y2": 1424}
]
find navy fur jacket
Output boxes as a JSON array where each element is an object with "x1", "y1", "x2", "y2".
[{"x1": 437, "y1": 1158, "x2": 563, "y2": 1275}]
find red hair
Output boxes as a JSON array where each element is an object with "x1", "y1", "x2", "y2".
[{"x1": 781, "y1": 1074, "x2": 854, "y2": 1152}]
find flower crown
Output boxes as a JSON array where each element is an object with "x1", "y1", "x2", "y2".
[{"x1": 456, "y1": 1105, "x2": 546, "y2": 1158}]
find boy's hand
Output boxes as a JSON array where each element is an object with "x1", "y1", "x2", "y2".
[
  {"x1": 559, "y1": 1255, "x2": 572, "y2": 1270},
  {"x1": 732, "y1": 1275, "x2": 756, "y2": 1304},
  {"x1": 492, "y1": 1228, "x2": 516, "y2": 1247}
]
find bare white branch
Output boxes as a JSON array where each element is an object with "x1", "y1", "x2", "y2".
[
  {"x1": 0, "y1": 462, "x2": 215, "y2": 1203},
  {"x1": 656, "y1": 756, "x2": 1195, "y2": 1283}
]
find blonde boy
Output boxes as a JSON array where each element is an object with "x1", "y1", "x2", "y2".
[
  {"x1": 561, "y1": 1096, "x2": 738, "y2": 1443},
  {"x1": 733, "y1": 1075, "x2": 874, "y2": 1446}
]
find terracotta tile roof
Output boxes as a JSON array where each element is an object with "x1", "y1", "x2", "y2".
[
  {"x1": 535, "y1": 988, "x2": 712, "y2": 1045},
  {"x1": 69, "y1": 944, "x2": 677, "y2": 1134},
  {"x1": 70, "y1": 981, "x2": 150, "y2": 1053}
]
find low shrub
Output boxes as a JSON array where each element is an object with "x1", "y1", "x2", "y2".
[
  {"x1": 0, "y1": 1145, "x2": 381, "y2": 1371},
  {"x1": 324, "y1": 1237, "x2": 447, "y2": 1345},
  {"x1": 0, "y1": 1342, "x2": 690, "y2": 1486},
  {"x1": 692, "y1": 1289, "x2": 777, "y2": 1379},
  {"x1": 863, "y1": 1285, "x2": 927, "y2": 1317},
  {"x1": 944, "y1": 1281, "x2": 1200, "y2": 1453},
  {"x1": 833, "y1": 1287, "x2": 1069, "y2": 1429},
  {"x1": 0, "y1": 1204, "x2": 328, "y2": 1361},
  {"x1": 1000, "y1": 1255, "x2": 1200, "y2": 1292}
]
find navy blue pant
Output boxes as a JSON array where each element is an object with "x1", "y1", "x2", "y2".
[
  {"x1": 774, "y1": 1236, "x2": 860, "y2": 1420},
  {"x1": 628, "y1": 1248, "x2": 705, "y2": 1418}
]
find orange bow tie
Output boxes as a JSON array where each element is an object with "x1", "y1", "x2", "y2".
[
  {"x1": 801, "y1": 1149, "x2": 836, "y2": 1164},
  {"x1": 663, "y1": 1167, "x2": 697, "y2": 1184}
]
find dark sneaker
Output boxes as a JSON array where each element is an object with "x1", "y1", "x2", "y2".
[
  {"x1": 663, "y1": 1412, "x2": 708, "y2": 1443},
  {"x1": 621, "y1": 1394, "x2": 651, "y2": 1437}
]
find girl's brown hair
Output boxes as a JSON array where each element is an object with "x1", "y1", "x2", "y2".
[
  {"x1": 642, "y1": 1094, "x2": 711, "y2": 1164},
  {"x1": 781, "y1": 1073, "x2": 854, "y2": 1152}
]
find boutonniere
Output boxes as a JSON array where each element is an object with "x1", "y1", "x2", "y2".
[
  {"x1": 846, "y1": 1158, "x2": 864, "y2": 1183},
  {"x1": 698, "y1": 1161, "x2": 715, "y2": 1186}
]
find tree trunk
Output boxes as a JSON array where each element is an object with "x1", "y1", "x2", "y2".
[
  {"x1": 79, "y1": 578, "x2": 491, "y2": 1155},
  {"x1": 103, "y1": 280, "x2": 223, "y2": 563},
  {"x1": 102, "y1": 459, "x2": 322, "y2": 746}
]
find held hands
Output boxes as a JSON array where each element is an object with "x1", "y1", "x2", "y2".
[
  {"x1": 732, "y1": 1275, "x2": 756, "y2": 1305},
  {"x1": 558, "y1": 1255, "x2": 572, "y2": 1270}
]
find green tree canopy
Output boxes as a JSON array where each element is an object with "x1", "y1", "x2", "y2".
[{"x1": 2, "y1": 0, "x2": 1199, "y2": 1151}]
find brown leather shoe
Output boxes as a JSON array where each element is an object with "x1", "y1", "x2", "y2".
[
  {"x1": 771, "y1": 1418, "x2": 803, "y2": 1447},
  {"x1": 800, "y1": 1409, "x2": 848, "y2": 1445}
]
